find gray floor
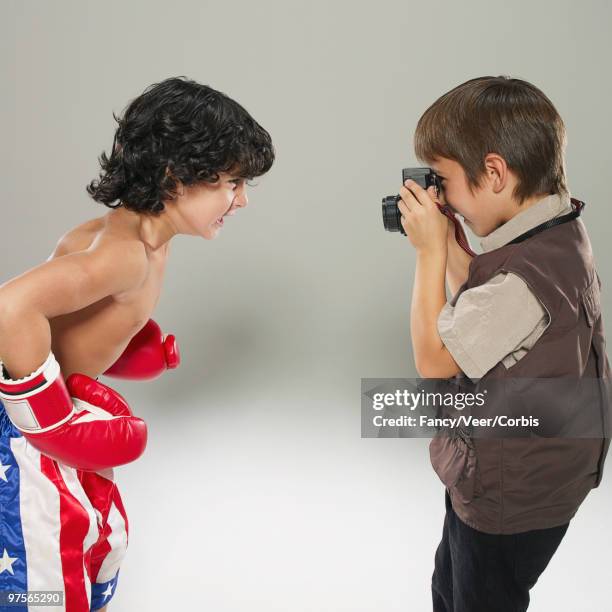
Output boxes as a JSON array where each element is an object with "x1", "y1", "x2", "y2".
[{"x1": 111, "y1": 381, "x2": 611, "y2": 611}]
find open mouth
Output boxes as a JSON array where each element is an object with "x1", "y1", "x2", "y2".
[{"x1": 215, "y1": 207, "x2": 239, "y2": 227}]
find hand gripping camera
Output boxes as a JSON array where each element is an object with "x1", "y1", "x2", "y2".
[
  {"x1": 381, "y1": 167, "x2": 441, "y2": 235},
  {"x1": 381, "y1": 167, "x2": 476, "y2": 257}
]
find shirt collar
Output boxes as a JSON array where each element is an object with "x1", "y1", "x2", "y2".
[{"x1": 480, "y1": 191, "x2": 573, "y2": 253}]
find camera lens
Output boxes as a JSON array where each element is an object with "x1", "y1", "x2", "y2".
[{"x1": 382, "y1": 195, "x2": 405, "y2": 235}]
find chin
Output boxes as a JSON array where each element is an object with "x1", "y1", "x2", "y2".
[{"x1": 201, "y1": 227, "x2": 220, "y2": 240}]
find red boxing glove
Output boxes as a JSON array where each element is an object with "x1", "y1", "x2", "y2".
[
  {"x1": 0, "y1": 352, "x2": 147, "y2": 471},
  {"x1": 104, "y1": 319, "x2": 180, "y2": 381}
]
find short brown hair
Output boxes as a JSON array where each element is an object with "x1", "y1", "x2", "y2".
[{"x1": 414, "y1": 76, "x2": 567, "y2": 204}]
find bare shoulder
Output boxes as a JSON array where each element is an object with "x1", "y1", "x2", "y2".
[
  {"x1": 90, "y1": 219, "x2": 150, "y2": 282},
  {"x1": 51, "y1": 209, "x2": 148, "y2": 263},
  {"x1": 0, "y1": 210, "x2": 151, "y2": 319},
  {"x1": 48, "y1": 210, "x2": 151, "y2": 297},
  {"x1": 49, "y1": 216, "x2": 106, "y2": 259}
]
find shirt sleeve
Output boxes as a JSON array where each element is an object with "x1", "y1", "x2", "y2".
[{"x1": 437, "y1": 272, "x2": 549, "y2": 382}]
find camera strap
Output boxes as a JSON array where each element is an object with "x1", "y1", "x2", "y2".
[
  {"x1": 439, "y1": 205, "x2": 478, "y2": 257},
  {"x1": 506, "y1": 197, "x2": 585, "y2": 246},
  {"x1": 440, "y1": 197, "x2": 585, "y2": 258}
]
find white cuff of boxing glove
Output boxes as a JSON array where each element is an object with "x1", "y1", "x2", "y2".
[
  {"x1": 0, "y1": 351, "x2": 58, "y2": 384},
  {"x1": 0, "y1": 351, "x2": 75, "y2": 433}
]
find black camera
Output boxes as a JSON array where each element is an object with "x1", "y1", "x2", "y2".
[{"x1": 382, "y1": 167, "x2": 441, "y2": 235}]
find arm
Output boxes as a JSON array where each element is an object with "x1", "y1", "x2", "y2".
[
  {"x1": 411, "y1": 248, "x2": 462, "y2": 379},
  {"x1": 0, "y1": 239, "x2": 150, "y2": 470},
  {"x1": 0, "y1": 239, "x2": 148, "y2": 379},
  {"x1": 397, "y1": 180, "x2": 462, "y2": 379},
  {"x1": 414, "y1": 217, "x2": 474, "y2": 377}
]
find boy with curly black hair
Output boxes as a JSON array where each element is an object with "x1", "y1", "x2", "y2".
[{"x1": 0, "y1": 76, "x2": 274, "y2": 611}]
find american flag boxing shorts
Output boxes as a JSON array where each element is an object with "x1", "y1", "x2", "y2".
[{"x1": 0, "y1": 400, "x2": 129, "y2": 611}]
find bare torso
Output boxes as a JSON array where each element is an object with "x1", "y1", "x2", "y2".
[{"x1": 47, "y1": 208, "x2": 169, "y2": 378}]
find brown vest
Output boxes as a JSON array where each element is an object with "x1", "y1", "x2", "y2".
[{"x1": 429, "y1": 199, "x2": 611, "y2": 534}]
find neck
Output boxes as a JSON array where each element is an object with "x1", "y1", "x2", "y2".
[
  {"x1": 500, "y1": 191, "x2": 553, "y2": 225},
  {"x1": 114, "y1": 205, "x2": 180, "y2": 252},
  {"x1": 139, "y1": 210, "x2": 180, "y2": 251}
]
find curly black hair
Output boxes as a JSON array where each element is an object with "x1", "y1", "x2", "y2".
[{"x1": 86, "y1": 76, "x2": 275, "y2": 213}]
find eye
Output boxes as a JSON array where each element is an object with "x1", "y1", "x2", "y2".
[{"x1": 230, "y1": 177, "x2": 255, "y2": 190}]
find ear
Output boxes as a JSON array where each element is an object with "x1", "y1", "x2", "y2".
[
  {"x1": 483, "y1": 153, "x2": 508, "y2": 194},
  {"x1": 163, "y1": 166, "x2": 186, "y2": 197}
]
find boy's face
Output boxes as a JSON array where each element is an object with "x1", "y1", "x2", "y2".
[
  {"x1": 429, "y1": 157, "x2": 502, "y2": 237},
  {"x1": 175, "y1": 171, "x2": 249, "y2": 239}
]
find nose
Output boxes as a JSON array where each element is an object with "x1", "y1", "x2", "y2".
[{"x1": 234, "y1": 185, "x2": 248, "y2": 208}]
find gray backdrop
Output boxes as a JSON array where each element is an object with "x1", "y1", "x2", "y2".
[{"x1": 3, "y1": 0, "x2": 611, "y2": 610}]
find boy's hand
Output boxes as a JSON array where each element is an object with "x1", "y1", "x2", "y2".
[{"x1": 398, "y1": 180, "x2": 448, "y2": 254}]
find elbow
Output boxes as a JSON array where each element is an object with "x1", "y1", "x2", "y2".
[
  {"x1": 416, "y1": 349, "x2": 462, "y2": 380},
  {"x1": 0, "y1": 289, "x2": 22, "y2": 324},
  {"x1": 0, "y1": 293, "x2": 15, "y2": 356},
  {"x1": 0, "y1": 290, "x2": 13, "y2": 329},
  {"x1": 415, "y1": 345, "x2": 441, "y2": 378},
  {"x1": 0, "y1": 291, "x2": 41, "y2": 334},
  {"x1": 415, "y1": 356, "x2": 436, "y2": 379},
  {"x1": 416, "y1": 361, "x2": 437, "y2": 379}
]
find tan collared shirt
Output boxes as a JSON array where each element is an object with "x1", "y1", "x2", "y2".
[{"x1": 437, "y1": 192, "x2": 573, "y2": 382}]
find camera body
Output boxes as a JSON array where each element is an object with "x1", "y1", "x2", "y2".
[{"x1": 382, "y1": 167, "x2": 441, "y2": 235}]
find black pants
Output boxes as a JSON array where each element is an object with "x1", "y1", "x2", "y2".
[{"x1": 432, "y1": 491, "x2": 569, "y2": 612}]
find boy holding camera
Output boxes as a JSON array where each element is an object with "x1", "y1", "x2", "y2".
[{"x1": 397, "y1": 76, "x2": 610, "y2": 611}]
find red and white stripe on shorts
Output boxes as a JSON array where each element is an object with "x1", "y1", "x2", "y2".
[{"x1": 9, "y1": 436, "x2": 128, "y2": 611}]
